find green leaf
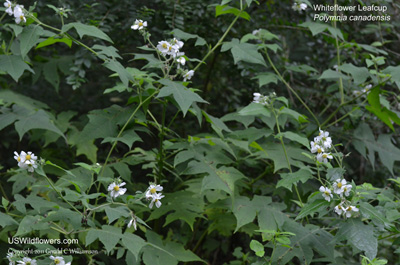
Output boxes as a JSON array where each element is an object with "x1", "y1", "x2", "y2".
[
  {"x1": 252, "y1": 73, "x2": 278, "y2": 87},
  {"x1": 36, "y1": 36, "x2": 72, "y2": 49},
  {"x1": 92, "y1": 44, "x2": 121, "y2": 59},
  {"x1": 238, "y1": 103, "x2": 271, "y2": 117},
  {"x1": 147, "y1": 191, "x2": 205, "y2": 231},
  {"x1": 102, "y1": 129, "x2": 142, "y2": 149},
  {"x1": 383, "y1": 65, "x2": 400, "y2": 89},
  {"x1": 300, "y1": 21, "x2": 344, "y2": 40},
  {"x1": 359, "y1": 202, "x2": 391, "y2": 228},
  {"x1": 105, "y1": 206, "x2": 131, "y2": 224},
  {"x1": 62, "y1": 22, "x2": 113, "y2": 43},
  {"x1": 221, "y1": 38, "x2": 266, "y2": 67},
  {"x1": 277, "y1": 131, "x2": 310, "y2": 149},
  {"x1": 340, "y1": 63, "x2": 370, "y2": 85},
  {"x1": 335, "y1": 219, "x2": 377, "y2": 260},
  {"x1": 319, "y1": 69, "x2": 351, "y2": 80},
  {"x1": 232, "y1": 196, "x2": 258, "y2": 232},
  {"x1": 0, "y1": 55, "x2": 34, "y2": 82},
  {"x1": 19, "y1": 24, "x2": 44, "y2": 58},
  {"x1": 0, "y1": 212, "x2": 18, "y2": 227},
  {"x1": 76, "y1": 140, "x2": 98, "y2": 163},
  {"x1": 296, "y1": 199, "x2": 330, "y2": 220},
  {"x1": 215, "y1": 5, "x2": 251, "y2": 20},
  {"x1": 279, "y1": 107, "x2": 308, "y2": 123},
  {"x1": 250, "y1": 240, "x2": 265, "y2": 257},
  {"x1": 120, "y1": 232, "x2": 147, "y2": 259},
  {"x1": 14, "y1": 109, "x2": 66, "y2": 141},
  {"x1": 157, "y1": 79, "x2": 207, "y2": 116},
  {"x1": 86, "y1": 225, "x2": 122, "y2": 253},
  {"x1": 170, "y1": 28, "x2": 207, "y2": 46},
  {"x1": 103, "y1": 59, "x2": 134, "y2": 87},
  {"x1": 277, "y1": 168, "x2": 313, "y2": 191}
]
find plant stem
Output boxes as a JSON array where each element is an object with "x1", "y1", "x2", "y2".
[
  {"x1": 264, "y1": 49, "x2": 320, "y2": 127},
  {"x1": 193, "y1": 12, "x2": 242, "y2": 72},
  {"x1": 271, "y1": 107, "x2": 304, "y2": 207},
  {"x1": 42, "y1": 173, "x2": 82, "y2": 215},
  {"x1": 333, "y1": 0, "x2": 344, "y2": 104}
]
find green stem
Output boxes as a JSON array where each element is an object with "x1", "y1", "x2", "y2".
[
  {"x1": 334, "y1": 1, "x2": 344, "y2": 104},
  {"x1": 264, "y1": 49, "x2": 320, "y2": 127},
  {"x1": 0, "y1": 12, "x2": 6, "y2": 23},
  {"x1": 193, "y1": 12, "x2": 242, "y2": 72},
  {"x1": 157, "y1": 102, "x2": 167, "y2": 180},
  {"x1": 42, "y1": 173, "x2": 82, "y2": 215},
  {"x1": 271, "y1": 107, "x2": 304, "y2": 207}
]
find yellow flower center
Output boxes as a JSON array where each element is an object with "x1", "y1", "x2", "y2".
[
  {"x1": 113, "y1": 186, "x2": 120, "y2": 191},
  {"x1": 20, "y1": 15, "x2": 24, "y2": 20},
  {"x1": 168, "y1": 46, "x2": 172, "y2": 51},
  {"x1": 322, "y1": 137, "x2": 326, "y2": 141},
  {"x1": 26, "y1": 154, "x2": 31, "y2": 160},
  {"x1": 54, "y1": 259, "x2": 60, "y2": 264},
  {"x1": 317, "y1": 148, "x2": 322, "y2": 153},
  {"x1": 337, "y1": 182, "x2": 342, "y2": 188},
  {"x1": 322, "y1": 154, "x2": 328, "y2": 158},
  {"x1": 139, "y1": 22, "x2": 143, "y2": 27},
  {"x1": 324, "y1": 191, "x2": 330, "y2": 196},
  {"x1": 347, "y1": 206, "x2": 352, "y2": 211},
  {"x1": 17, "y1": 157, "x2": 21, "y2": 162},
  {"x1": 27, "y1": 262, "x2": 31, "y2": 265},
  {"x1": 338, "y1": 205, "x2": 342, "y2": 210},
  {"x1": 150, "y1": 188, "x2": 156, "y2": 194},
  {"x1": 162, "y1": 43, "x2": 167, "y2": 49}
]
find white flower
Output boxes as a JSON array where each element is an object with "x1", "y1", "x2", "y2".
[
  {"x1": 342, "y1": 184, "x2": 352, "y2": 197},
  {"x1": 17, "y1": 257, "x2": 37, "y2": 265},
  {"x1": 149, "y1": 193, "x2": 165, "y2": 209},
  {"x1": 171, "y1": 38, "x2": 184, "y2": 49},
  {"x1": 183, "y1": 70, "x2": 194, "y2": 81},
  {"x1": 252, "y1": 29, "x2": 261, "y2": 35},
  {"x1": 131, "y1": 19, "x2": 147, "y2": 30},
  {"x1": 319, "y1": 186, "x2": 333, "y2": 202},
  {"x1": 157, "y1": 40, "x2": 170, "y2": 56},
  {"x1": 4, "y1": 0, "x2": 13, "y2": 16},
  {"x1": 310, "y1": 142, "x2": 324, "y2": 154},
  {"x1": 7, "y1": 252, "x2": 16, "y2": 265},
  {"x1": 21, "y1": 151, "x2": 37, "y2": 164},
  {"x1": 49, "y1": 256, "x2": 65, "y2": 265},
  {"x1": 333, "y1": 179, "x2": 347, "y2": 194},
  {"x1": 253, "y1": 92, "x2": 269, "y2": 105},
  {"x1": 107, "y1": 182, "x2": 127, "y2": 198},
  {"x1": 128, "y1": 218, "x2": 137, "y2": 230},
  {"x1": 14, "y1": 151, "x2": 26, "y2": 163},
  {"x1": 292, "y1": 2, "x2": 307, "y2": 11},
  {"x1": 25, "y1": 160, "x2": 37, "y2": 173},
  {"x1": 345, "y1": 205, "x2": 359, "y2": 218},
  {"x1": 334, "y1": 203, "x2": 345, "y2": 216},
  {"x1": 316, "y1": 152, "x2": 333, "y2": 163},
  {"x1": 145, "y1": 184, "x2": 163, "y2": 200},
  {"x1": 14, "y1": 5, "x2": 25, "y2": 24},
  {"x1": 177, "y1": 56, "x2": 186, "y2": 66},
  {"x1": 166, "y1": 44, "x2": 179, "y2": 57}
]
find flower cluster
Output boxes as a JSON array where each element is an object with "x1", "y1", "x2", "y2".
[
  {"x1": 3, "y1": 1, "x2": 26, "y2": 24},
  {"x1": 292, "y1": 1, "x2": 307, "y2": 11},
  {"x1": 310, "y1": 128, "x2": 333, "y2": 163},
  {"x1": 253, "y1": 92, "x2": 276, "y2": 106},
  {"x1": 145, "y1": 184, "x2": 165, "y2": 209},
  {"x1": 14, "y1": 151, "x2": 38, "y2": 172},
  {"x1": 320, "y1": 178, "x2": 358, "y2": 218},
  {"x1": 353, "y1": 84, "x2": 372, "y2": 97},
  {"x1": 107, "y1": 179, "x2": 127, "y2": 199},
  {"x1": 7, "y1": 253, "x2": 38, "y2": 265}
]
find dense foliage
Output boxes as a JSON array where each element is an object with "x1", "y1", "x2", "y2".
[{"x1": 1, "y1": 0, "x2": 400, "y2": 264}]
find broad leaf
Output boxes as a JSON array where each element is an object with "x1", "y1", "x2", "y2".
[
  {"x1": 0, "y1": 55, "x2": 34, "y2": 81},
  {"x1": 221, "y1": 38, "x2": 266, "y2": 67},
  {"x1": 62, "y1": 22, "x2": 113, "y2": 43}
]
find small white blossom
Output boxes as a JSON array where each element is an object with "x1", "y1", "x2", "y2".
[
  {"x1": 131, "y1": 19, "x2": 147, "y2": 30},
  {"x1": 13, "y1": 5, "x2": 25, "y2": 24},
  {"x1": 25, "y1": 160, "x2": 37, "y2": 173},
  {"x1": 177, "y1": 56, "x2": 186, "y2": 66},
  {"x1": 342, "y1": 184, "x2": 352, "y2": 197},
  {"x1": 316, "y1": 152, "x2": 333, "y2": 163},
  {"x1": 4, "y1": 0, "x2": 13, "y2": 16},
  {"x1": 128, "y1": 218, "x2": 137, "y2": 230},
  {"x1": 334, "y1": 203, "x2": 345, "y2": 216},
  {"x1": 252, "y1": 29, "x2": 261, "y2": 35},
  {"x1": 145, "y1": 184, "x2": 163, "y2": 200},
  {"x1": 183, "y1": 70, "x2": 194, "y2": 81},
  {"x1": 17, "y1": 257, "x2": 37, "y2": 265},
  {"x1": 310, "y1": 142, "x2": 324, "y2": 154},
  {"x1": 292, "y1": 2, "x2": 307, "y2": 11},
  {"x1": 50, "y1": 256, "x2": 65, "y2": 265},
  {"x1": 149, "y1": 193, "x2": 165, "y2": 209},
  {"x1": 252, "y1": 92, "x2": 270, "y2": 106},
  {"x1": 171, "y1": 38, "x2": 184, "y2": 49},
  {"x1": 107, "y1": 182, "x2": 127, "y2": 198},
  {"x1": 7, "y1": 252, "x2": 16, "y2": 265},
  {"x1": 21, "y1": 151, "x2": 37, "y2": 164},
  {"x1": 345, "y1": 205, "x2": 359, "y2": 218},
  {"x1": 333, "y1": 179, "x2": 347, "y2": 195},
  {"x1": 157, "y1": 40, "x2": 170, "y2": 56},
  {"x1": 319, "y1": 186, "x2": 333, "y2": 202}
]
